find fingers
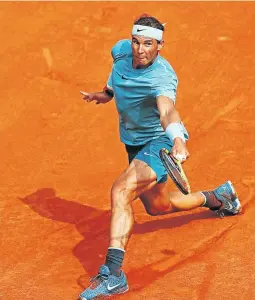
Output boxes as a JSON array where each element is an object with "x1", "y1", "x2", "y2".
[
  {"x1": 171, "y1": 145, "x2": 190, "y2": 163},
  {"x1": 80, "y1": 91, "x2": 89, "y2": 96},
  {"x1": 174, "y1": 153, "x2": 187, "y2": 162},
  {"x1": 80, "y1": 90, "x2": 89, "y2": 100},
  {"x1": 80, "y1": 90, "x2": 93, "y2": 102}
]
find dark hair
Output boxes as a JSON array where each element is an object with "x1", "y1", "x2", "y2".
[{"x1": 134, "y1": 14, "x2": 164, "y2": 32}]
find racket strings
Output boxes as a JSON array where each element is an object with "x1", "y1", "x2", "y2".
[{"x1": 160, "y1": 148, "x2": 190, "y2": 195}]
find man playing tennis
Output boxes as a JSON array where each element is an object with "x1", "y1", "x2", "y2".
[{"x1": 79, "y1": 14, "x2": 241, "y2": 300}]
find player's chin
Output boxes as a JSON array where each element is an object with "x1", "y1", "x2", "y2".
[
  {"x1": 141, "y1": 59, "x2": 149, "y2": 65},
  {"x1": 135, "y1": 57, "x2": 147, "y2": 64}
]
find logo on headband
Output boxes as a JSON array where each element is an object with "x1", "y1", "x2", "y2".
[{"x1": 132, "y1": 25, "x2": 163, "y2": 41}]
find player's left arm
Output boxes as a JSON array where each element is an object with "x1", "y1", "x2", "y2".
[{"x1": 156, "y1": 95, "x2": 190, "y2": 161}]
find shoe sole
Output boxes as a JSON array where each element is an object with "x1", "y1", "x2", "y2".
[{"x1": 80, "y1": 285, "x2": 129, "y2": 300}]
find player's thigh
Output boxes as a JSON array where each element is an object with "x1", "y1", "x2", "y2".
[
  {"x1": 133, "y1": 135, "x2": 172, "y2": 184},
  {"x1": 111, "y1": 158, "x2": 158, "y2": 203}
]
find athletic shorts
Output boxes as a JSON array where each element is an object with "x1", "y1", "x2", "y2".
[{"x1": 125, "y1": 135, "x2": 173, "y2": 184}]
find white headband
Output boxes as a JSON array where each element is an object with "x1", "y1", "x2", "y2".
[{"x1": 132, "y1": 24, "x2": 164, "y2": 41}]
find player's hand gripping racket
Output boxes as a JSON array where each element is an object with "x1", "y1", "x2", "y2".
[{"x1": 159, "y1": 148, "x2": 191, "y2": 195}]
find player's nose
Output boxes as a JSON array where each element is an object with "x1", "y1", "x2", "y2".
[{"x1": 138, "y1": 44, "x2": 144, "y2": 53}]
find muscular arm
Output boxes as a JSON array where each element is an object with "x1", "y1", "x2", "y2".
[
  {"x1": 157, "y1": 95, "x2": 189, "y2": 160},
  {"x1": 80, "y1": 89, "x2": 113, "y2": 104},
  {"x1": 156, "y1": 95, "x2": 181, "y2": 129}
]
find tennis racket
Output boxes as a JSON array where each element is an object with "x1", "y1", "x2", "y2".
[{"x1": 159, "y1": 148, "x2": 191, "y2": 195}]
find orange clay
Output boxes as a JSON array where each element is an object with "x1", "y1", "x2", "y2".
[{"x1": 0, "y1": 2, "x2": 254, "y2": 300}]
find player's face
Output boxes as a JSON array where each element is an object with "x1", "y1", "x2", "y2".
[{"x1": 131, "y1": 35, "x2": 163, "y2": 69}]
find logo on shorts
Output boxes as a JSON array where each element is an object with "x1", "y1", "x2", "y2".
[{"x1": 144, "y1": 152, "x2": 154, "y2": 157}]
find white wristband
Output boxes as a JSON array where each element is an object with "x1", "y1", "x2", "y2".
[{"x1": 165, "y1": 122, "x2": 186, "y2": 143}]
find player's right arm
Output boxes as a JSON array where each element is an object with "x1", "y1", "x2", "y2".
[
  {"x1": 80, "y1": 65, "x2": 115, "y2": 104},
  {"x1": 80, "y1": 87, "x2": 113, "y2": 105},
  {"x1": 80, "y1": 39, "x2": 130, "y2": 104}
]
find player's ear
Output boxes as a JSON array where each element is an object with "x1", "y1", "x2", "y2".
[{"x1": 157, "y1": 40, "x2": 164, "y2": 51}]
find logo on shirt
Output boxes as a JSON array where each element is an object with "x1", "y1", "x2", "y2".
[{"x1": 122, "y1": 75, "x2": 128, "y2": 80}]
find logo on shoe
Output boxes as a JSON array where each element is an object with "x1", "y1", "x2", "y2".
[
  {"x1": 107, "y1": 283, "x2": 122, "y2": 291},
  {"x1": 226, "y1": 202, "x2": 234, "y2": 210}
]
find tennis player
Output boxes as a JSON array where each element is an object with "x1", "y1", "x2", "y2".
[{"x1": 79, "y1": 14, "x2": 242, "y2": 299}]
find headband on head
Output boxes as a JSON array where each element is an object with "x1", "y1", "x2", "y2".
[{"x1": 132, "y1": 24, "x2": 164, "y2": 41}]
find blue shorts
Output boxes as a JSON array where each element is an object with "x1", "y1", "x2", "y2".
[{"x1": 125, "y1": 135, "x2": 173, "y2": 183}]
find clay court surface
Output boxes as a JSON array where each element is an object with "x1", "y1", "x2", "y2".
[{"x1": 0, "y1": 2, "x2": 254, "y2": 299}]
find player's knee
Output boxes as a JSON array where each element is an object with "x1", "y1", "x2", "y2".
[
  {"x1": 145, "y1": 206, "x2": 160, "y2": 216},
  {"x1": 144, "y1": 201, "x2": 171, "y2": 216},
  {"x1": 111, "y1": 179, "x2": 134, "y2": 208}
]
